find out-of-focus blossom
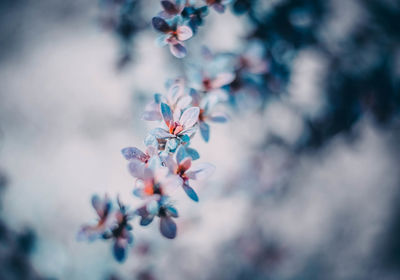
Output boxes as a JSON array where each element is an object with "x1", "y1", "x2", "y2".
[
  {"x1": 103, "y1": 198, "x2": 134, "y2": 262},
  {"x1": 152, "y1": 16, "x2": 193, "y2": 58},
  {"x1": 98, "y1": 0, "x2": 143, "y2": 69},
  {"x1": 204, "y1": 0, "x2": 232, "y2": 13},
  {"x1": 191, "y1": 90, "x2": 229, "y2": 142},
  {"x1": 165, "y1": 149, "x2": 215, "y2": 201},
  {"x1": 181, "y1": 5, "x2": 209, "y2": 33},
  {"x1": 142, "y1": 78, "x2": 192, "y2": 122},
  {"x1": 131, "y1": 160, "x2": 182, "y2": 200},
  {"x1": 188, "y1": 61, "x2": 235, "y2": 98},
  {"x1": 77, "y1": 194, "x2": 113, "y2": 241},
  {"x1": 136, "y1": 197, "x2": 179, "y2": 239}
]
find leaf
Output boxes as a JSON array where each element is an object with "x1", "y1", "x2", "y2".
[
  {"x1": 179, "y1": 157, "x2": 192, "y2": 172},
  {"x1": 176, "y1": 25, "x2": 193, "y2": 41},
  {"x1": 161, "y1": 0, "x2": 179, "y2": 14},
  {"x1": 166, "y1": 205, "x2": 179, "y2": 218},
  {"x1": 140, "y1": 215, "x2": 155, "y2": 226},
  {"x1": 121, "y1": 147, "x2": 147, "y2": 161},
  {"x1": 160, "y1": 102, "x2": 174, "y2": 127},
  {"x1": 169, "y1": 43, "x2": 187, "y2": 58},
  {"x1": 152, "y1": 17, "x2": 171, "y2": 33},
  {"x1": 211, "y1": 72, "x2": 235, "y2": 88},
  {"x1": 176, "y1": 146, "x2": 186, "y2": 164},
  {"x1": 209, "y1": 112, "x2": 229, "y2": 123},
  {"x1": 176, "y1": 95, "x2": 192, "y2": 109},
  {"x1": 183, "y1": 183, "x2": 199, "y2": 202},
  {"x1": 113, "y1": 239, "x2": 127, "y2": 262},
  {"x1": 199, "y1": 121, "x2": 210, "y2": 142},
  {"x1": 160, "y1": 216, "x2": 177, "y2": 239},
  {"x1": 179, "y1": 107, "x2": 200, "y2": 129},
  {"x1": 186, "y1": 163, "x2": 215, "y2": 180},
  {"x1": 186, "y1": 147, "x2": 200, "y2": 160},
  {"x1": 212, "y1": 3, "x2": 226, "y2": 13},
  {"x1": 128, "y1": 159, "x2": 145, "y2": 178},
  {"x1": 146, "y1": 200, "x2": 159, "y2": 215},
  {"x1": 150, "y1": 128, "x2": 174, "y2": 139}
]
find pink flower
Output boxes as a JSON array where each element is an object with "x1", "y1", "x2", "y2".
[{"x1": 165, "y1": 150, "x2": 215, "y2": 201}]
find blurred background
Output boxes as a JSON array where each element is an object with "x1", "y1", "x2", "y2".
[{"x1": 0, "y1": 0, "x2": 399, "y2": 279}]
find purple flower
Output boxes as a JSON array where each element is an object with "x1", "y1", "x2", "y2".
[
  {"x1": 152, "y1": 16, "x2": 193, "y2": 58},
  {"x1": 165, "y1": 151, "x2": 215, "y2": 201},
  {"x1": 77, "y1": 194, "x2": 113, "y2": 241},
  {"x1": 136, "y1": 198, "x2": 179, "y2": 239},
  {"x1": 204, "y1": 0, "x2": 232, "y2": 13}
]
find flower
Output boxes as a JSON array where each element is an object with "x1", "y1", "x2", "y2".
[
  {"x1": 103, "y1": 198, "x2": 134, "y2": 262},
  {"x1": 181, "y1": 5, "x2": 209, "y2": 33},
  {"x1": 136, "y1": 197, "x2": 179, "y2": 239},
  {"x1": 77, "y1": 194, "x2": 113, "y2": 241},
  {"x1": 149, "y1": 103, "x2": 200, "y2": 144},
  {"x1": 204, "y1": 0, "x2": 232, "y2": 13},
  {"x1": 165, "y1": 148, "x2": 215, "y2": 201},
  {"x1": 131, "y1": 160, "x2": 182, "y2": 200},
  {"x1": 142, "y1": 78, "x2": 192, "y2": 122},
  {"x1": 190, "y1": 90, "x2": 229, "y2": 142},
  {"x1": 152, "y1": 16, "x2": 193, "y2": 58},
  {"x1": 187, "y1": 59, "x2": 235, "y2": 96}
]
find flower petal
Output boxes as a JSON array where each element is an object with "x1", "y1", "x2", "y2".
[
  {"x1": 179, "y1": 107, "x2": 200, "y2": 129},
  {"x1": 152, "y1": 17, "x2": 171, "y2": 33},
  {"x1": 183, "y1": 183, "x2": 199, "y2": 202},
  {"x1": 176, "y1": 25, "x2": 193, "y2": 41},
  {"x1": 160, "y1": 216, "x2": 177, "y2": 239}
]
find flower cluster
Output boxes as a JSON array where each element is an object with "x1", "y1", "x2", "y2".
[
  {"x1": 79, "y1": 77, "x2": 225, "y2": 262},
  {"x1": 152, "y1": 0, "x2": 232, "y2": 58},
  {"x1": 79, "y1": 0, "x2": 270, "y2": 263}
]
